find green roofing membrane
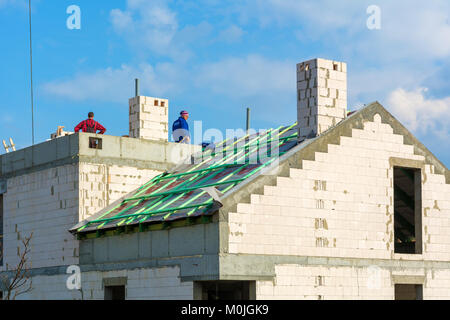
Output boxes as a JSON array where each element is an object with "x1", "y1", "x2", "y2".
[{"x1": 76, "y1": 123, "x2": 300, "y2": 234}]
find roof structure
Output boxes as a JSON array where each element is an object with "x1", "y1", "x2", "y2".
[
  {"x1": 72, "y1": 102, "x2": 450, "y2": 238},
  {"x1": 74, "y1": 123, "x2": 300, "y2": 236}
]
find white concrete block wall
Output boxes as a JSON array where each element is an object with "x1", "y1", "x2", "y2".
[
  {"x1": 129, "y1": 96, "x2": 169, "y2": 142},
  {"x1": 424, "y1": 269, "x2": 450, "y2": 300},
  {"x1": 2, "y1": 164, "x2": 79, "y2": 271},
  {"x1": 13, "y1": 273, "x2": 82, "y2": 300},
  {"x1": 228, "y1": 113, "x2": 450, "y2": 261},
  {"x1": 79, "y1": 163, "x2": 162, "y2": 220},
  {"x1": 17, "y1": 266, "x2": 193, "y2": 300},
  {"x1": 256, "y1": 264, "x2": 393, "y2": 300},
  {"x1": 1, "y1": 163, "x2": 162, "y2": 272},
  {"x1": 421, "y1": 167, "x2": 450, "y2": 260},
  {"x1": 256, "y1": 264, "x2": 450, "y2": 300}
]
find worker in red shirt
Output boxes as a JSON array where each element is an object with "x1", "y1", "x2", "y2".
[{"x1": 74, "y1": 112, "x2": 106, "y2": 134}]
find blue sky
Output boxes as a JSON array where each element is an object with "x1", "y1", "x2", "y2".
[{"x1": 0, "y1": 0, "x2": 449, "y2": 166}]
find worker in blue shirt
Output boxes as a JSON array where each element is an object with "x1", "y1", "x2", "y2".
[{"x1": 172, "y1": 110, "x2": 190, "y2": 143}]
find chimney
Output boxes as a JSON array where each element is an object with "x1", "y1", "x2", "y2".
[
  {"x1": 297, "y1": 58, "x2": 347, "y2": 138},
  {"x1": 129, "y1": 80, "x2": 169, "y2": 142}
]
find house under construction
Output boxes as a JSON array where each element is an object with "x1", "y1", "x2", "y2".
[{"x1": 0, "y1": 58, "x2": 449, "y2": 300}]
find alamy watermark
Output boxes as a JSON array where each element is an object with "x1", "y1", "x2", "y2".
[
  {"x1": 367, "y1": 5, "x2": 381, "y2": 30},
  {"x1": 66, "y1": 265, "x2": 81, "y2": 290},
  {"x1": 67, "y1": 5, "x2": 81, "y2": 30}
]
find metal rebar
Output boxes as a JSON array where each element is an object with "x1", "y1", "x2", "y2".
[
  {"x1": 135, "y1": 78, "x2": 140, "y2": 97},
  {"x1": 246, "y1": 108, "x2": 251, "y2": 134}
]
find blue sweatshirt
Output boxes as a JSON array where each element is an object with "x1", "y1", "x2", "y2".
[{"x1": 172, "y1": 117, "x2": 190, "y2": 143}]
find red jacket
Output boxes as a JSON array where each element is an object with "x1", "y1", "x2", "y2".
[{"x1": 74, "y1": 119, "x2": 106, "y2": 134}]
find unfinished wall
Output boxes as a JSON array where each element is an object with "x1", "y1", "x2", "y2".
[
  {"x1": 424, "y1": 269, "x2": 450, "y2": 299},
  {"x1": 1, "y1": 164, "x2": 79, "y2": 270},
  {"x1": 17, "y1": 265, "x2": 193, "y2": 300},
  {"x1": 15, "y1": 263, "x2": 449, "y2": 300},
  {"x1": 79, "y1": 163, "x2": 162, "y2": 220},
  {"x1": 0, "y1": 162, "x2": 162, "y2": 271},
  {"x1": 256, "y1": 264, "x2": 450, "y2": 300},
  {"x1": 0, "y1": 132, "x2": 198, "y2": 274},
  {"x1": 256, "y1": 264, "x2": 393, "y2": 300},
  {"x1": 79, "y1": 223, "x2": 219, "y2": 267},
  {"x1": 129, "y1": 96, "x2": 169, "y2": 142},
  {"x1": 228, "y1": 113, "x2": 450, "y2": 261}
]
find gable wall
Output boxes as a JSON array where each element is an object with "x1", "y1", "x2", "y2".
[{"x1": 228, "y1": 113, "x2": 450, "y2": 261}]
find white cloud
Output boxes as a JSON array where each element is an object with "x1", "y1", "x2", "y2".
[
  {"x1": 262, "y1": 0, "x2": 362, "y2": 29},
  {"x1": 110, "y1": 9, "x2": 133, "y2": 32},
  {"x1": 347, "y1": 63, "x2": 437, "y2": 110},
  {"x1": 195, "y1": 55, "x2": 293, "y2": 97},
  {"x1": 42, "y1": 63, "x2": 182, "y2": 103},
  {"x1": 193, "y1": 55, "x2": 296, "y2": 123},
  {"x1": 109, "y1": 0, "x2": 220, "y2": 62},
  {"x1": 217, "y1": 25, "x2": 244, "y2": 43},
  {"x1": 42, "y1": 55, "x2": 294, "y2": 103},
  {"x1": 41, "y1": 0, "x2": 450, "y2": 134},
  {"x1": 41, "y1": 54, "x2": 298, "y2": 125},
  {"x1": 255, "y1": 0, "x2": 450, "y2": 60},
  {"x1": 174, "y1": 21, "x2": 214, "y2": 49},
  {"x1": 388, "y1": 88, "x2": 450, "y2": 138},
  {"x1": 109, "y1": 0, "x2": 178, "y2": 56},
  {"x1": 257, "y1": 0, "x2": 450, "y2": 113},
  {"x1": 212, "y1": 0, "x2": 450, "y2": 113},
  {"x1": 379, "y1": 1, "x2": 450, "y2": 59}
]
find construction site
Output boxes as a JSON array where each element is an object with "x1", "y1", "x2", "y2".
[{"x1": 0, "y1": 58, "x2": 449, "y2": 300}]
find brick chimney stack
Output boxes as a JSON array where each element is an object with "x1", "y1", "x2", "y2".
[
  {"x1": 129, "y1": 95, "x2": 169, "y2": 142},
  {"x1": 297, "y1": 58, "x2": 347, "y2": 139}
]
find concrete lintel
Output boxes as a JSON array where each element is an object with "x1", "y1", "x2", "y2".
[
  {"x1": 218, "y1": 253, "x2": 450, "y2": 279},
  {"x1": 0, "y1": 134, "x2": 78, "y2": 178},
  {"x1": 0, "y1": 253, "x2": 219, "y2": 279},
  {"x1": 103, "y1": 276, "x2": 128, "y2": 287},
  {"x1": 391, "y1": 275, "x2": 425, "y2": 285},
  {"x1": 180, "y1": 275, "x2": 220, "y2": 282},
  {"x1": 0, "y1": 265, "x2": 70, "y2": 279},
  {"x1": 181, "y1": 274, "x2": 274, "y2": 282},
  {"x1": 0, "y1": 156, "x2": 79, "y2": 180},
  {"x1": 389, "y1": 157, "x2": 424, "y2": 169},
  {"x1": 2, "y1": 253, "x2": 449, "y2": 282},
  {"x1": 78, "y1": 133, "x2": 200, "y2": 166},
  {"x1": 219, "y1": 275, "x2": 275, "y2": 281},
  {"x1": 306, "y1": 257, "x2": 329, "y2": 265},
  {"x1": 0, "y1": 132, "x2": 201, "y2": 179},
  {"x1": 79, "y1": 253, "x2": 219, "y2": 279}
]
